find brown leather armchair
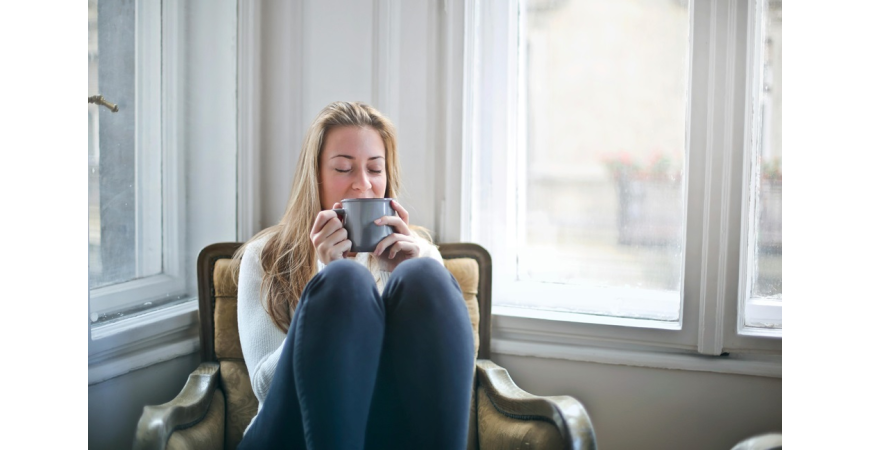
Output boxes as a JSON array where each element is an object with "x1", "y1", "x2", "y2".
[{"x1": 134, "y1": 242, "x2": 597, "y2": 450}]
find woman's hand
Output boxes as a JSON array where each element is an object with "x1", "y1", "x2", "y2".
[
  {"x1": 310, "y1": 202, "x2": 352, "y2": 265},
  {"x1": 373, "y1": 199, "x2": 421, "y2": 272}
]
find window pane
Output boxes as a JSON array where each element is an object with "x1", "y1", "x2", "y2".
[
  {"x1": 89, "y1": 0, "x2": 161, "y2": 290},
  {"x1": 519, "y1": 0, "x2": 689, "y2": 319},
  {"x1": 89, "y1": 0, "x2": 238, "y2": 322},
  {"x1": 745, "y1": 0, "x2": 781, "y2": 328}
]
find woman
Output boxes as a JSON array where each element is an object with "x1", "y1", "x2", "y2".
[{"x1": 235, "y1": 101, "x2": 475, "y2": 450}]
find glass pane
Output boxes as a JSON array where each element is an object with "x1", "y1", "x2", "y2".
[
  {"x1": 746, "y1": 0, "x2": 781, "y2": 326},
  {"x1": 520, "y1": 0, "x2": 689, "y2": 318},
  {"x1": 89, "y1": 0, "x2": 160, "y2": 290}
]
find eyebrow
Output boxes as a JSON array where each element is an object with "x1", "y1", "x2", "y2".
[{"x1": 330, "y1": 155, "x2": 385, "y2": 161}]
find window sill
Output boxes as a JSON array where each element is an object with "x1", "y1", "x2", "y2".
[
  {"x1": 494, "y1": 304, "x2": 682, "y2": 331},
  {"x1": 492, "y1": 306, "x2": 781, "y2": 378},
  {"x1": 88, "y1": 298, "x2": 200, "y2": 385}
]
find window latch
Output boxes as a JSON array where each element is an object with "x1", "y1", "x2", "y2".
[{"x1": 88, "y1": 95, "x2": 119, "y2": 113}]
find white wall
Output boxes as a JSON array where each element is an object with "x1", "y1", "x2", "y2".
[
  {"x1": 494, "y1": 354, "x2": 781, "y2": 450},
  {"x1": 257, "y1": 0, "x2": 442, "y2": 236},
  {"x1": 89, "y1": 354, "x2": 200, "y2": 450}
]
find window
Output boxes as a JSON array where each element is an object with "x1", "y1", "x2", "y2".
[
  {"x1": 88, "y1": 0, "x2": 239, "y2": 383},
  {"x1": 463, "y1": 0, "x2": 781, "y2": 357},
  {"x1": 88, "y1": 0, "x2": 182, "y2": 321},
  {"x1": 741, "y1": 0, "x2": 781, "y2": 333}
]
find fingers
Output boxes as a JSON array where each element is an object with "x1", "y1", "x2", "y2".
[
  {"x1": 330, "y1": 238, "x2": 352, "y2": 261},
  {"x1": 391, "y1": 199, "x2": 410, "y2": 225},
  {"x1": 375, "y1": 215, "x2": 411, "y2": 235},
  {"x1": 310, "y1": 210, "x2": 342, "y2": 237},
  {"x1": 322, "y1": 225, "x2": 349, "y2": 248},
  {"x1": 311, "y1": 208, "x2": 350, "y2": 264},
  {"x1": 373, "y1": 232, "x2": 415, "y2": 257},
  {"x1": 373, "y1": 233, "x2": 399, "y2": 256},
  {"x1": 387, "y1": 240, "x2": 419, "y2": 259},
  {"x1": 311, "y1": 216, "x2": 344, "y2": 244},
  {"x1": 316, "y1": 230, "x2": 350, "y2": 264}
]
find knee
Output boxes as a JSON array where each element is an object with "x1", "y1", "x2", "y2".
[
  {"x1": 386, "y1": 257, "x2": 461, "y2": 306},
  {"x1": 318, "y1": 259, "x2": 372, "y2": 284},
  {"x1": 303, "y1": 260, "x2": 378, "y2": 310},
  {"x1": 392, "y1": 257, "x2": 451, "y2": 283}
]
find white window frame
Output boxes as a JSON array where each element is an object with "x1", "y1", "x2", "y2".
[
  {"x1": 88, "y1": 0, "x2": 242, "y2": 385},
  {"x1": 88, "y1": 0, "x2": 187, "y2": 319},
  {"x1": 449, "y1": 0, "x2": 781, "y2": 374},
  {"x1": 737, "y1": 0, "x2": 782, "y2": 338}
]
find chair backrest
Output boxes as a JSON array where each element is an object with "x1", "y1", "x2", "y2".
[{"x1": 196, "y1": 241, "x2": 493, "y2": 362}]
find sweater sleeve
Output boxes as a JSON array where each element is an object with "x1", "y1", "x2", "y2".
[
  {"x1": 416, "y1": 232, "x2": 444, "y2": 265},
  {"x1": 237, "y1": 238, "x2": 287, "y2": 408}
]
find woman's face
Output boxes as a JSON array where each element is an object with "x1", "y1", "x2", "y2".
[{"x1": 318, "y1": 125, "x2": 388, "y2": 210}]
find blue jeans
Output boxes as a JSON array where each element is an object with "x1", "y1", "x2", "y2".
[{"x1": 237, "y1": 257, "x2": 475, "y2": 450}]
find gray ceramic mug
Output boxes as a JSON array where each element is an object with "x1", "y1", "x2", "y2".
[{"x1": 332, "y1": 198, "x2": 397, "y2": 252}]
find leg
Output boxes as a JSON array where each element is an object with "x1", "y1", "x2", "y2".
[
  {"x1": 238, "y1": 260, "x2": 385, "y2": 450},
  {"x1": 365, "y1": 258, "x2": 476, "y2": 450}
]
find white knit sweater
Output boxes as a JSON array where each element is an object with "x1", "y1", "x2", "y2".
[{"x1": 237, "y1": 233, "x2": 444, "y2": 434}]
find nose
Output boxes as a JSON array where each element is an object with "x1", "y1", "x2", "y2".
[{"x1": 351, "y1": 169, "x2": 372, "y2": 193}]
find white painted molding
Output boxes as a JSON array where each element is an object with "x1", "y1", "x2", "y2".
[
  {"x1": 438, "y1": 0, "x2": 468, "y2": 243},
  {"x1": 135, "y1": 0, "x2": 163, "y2": 277},
  {"x1": 693, "y1": 0, "x2": 779, "y2": 355},
  {"x1": 695, "y1": 0, "x2": 722, "y2": 356},
  {"x1": 734, "y1": 0, "x2": 782, "y2": 344},
  {"x1": 90, "y1": 298, "x2": 198, "y2": 340},
  {"x1": 89, "y1": 336, "x2": 199, "y2": 385},
  {"x1": 715, "y1": 0, "x2": 739, "y2": 354},
  {"x1": 89, "y1": 273, "x2": 186, "y2": 317},
  {"x1": 736, "y1": 0, "x2": 761, "y2": 341},
  {"x1": 492, "y1": 338, "x2": 781, "y2": 378},
  {"x1": 88, "y1": 299, "x2": 199, "y2": 385},
  {"x1": 694, "y1": 0, "x2": 750, "y2": 356},
  {"x1": 458, "y1": 0, "x2": 478, "y2": 243},
  {"x1": 372, "y1": 0, "x2": 401, "y2": 130},
  {"x1": 162, "y1": 0, "x2": 185, "y2": 282},
  {"x1": 494, "y1": 308, "x2": 693, "y2": 354},
  {"x1": 238, "y1": 0, "x2": 262, "y2": 242}
]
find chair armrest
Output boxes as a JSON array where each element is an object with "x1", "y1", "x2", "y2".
[
  {"x1": 133, "y1": 362, "x2": 221, "y2": 450},
  {"x1": 476, "y1": 359, "x2": 597, "y2": 450},
  {"x1": 730, "y1": 433, "x2": 782, "y2": 450}
]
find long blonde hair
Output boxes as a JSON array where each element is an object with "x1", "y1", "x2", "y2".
[{"x1": 235, "y1": 101, "x2": 401, "y2": 332}]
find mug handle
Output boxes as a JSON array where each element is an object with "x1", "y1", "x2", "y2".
[{"x1": 331, "y1": 208, "x2": 346, "y2": 225}]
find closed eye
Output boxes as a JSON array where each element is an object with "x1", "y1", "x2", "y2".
[{"x1": 335, "y1": 168, "x2": 351, "y2": 173}]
